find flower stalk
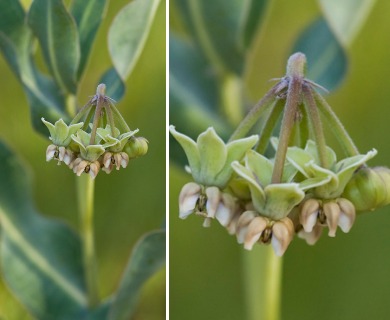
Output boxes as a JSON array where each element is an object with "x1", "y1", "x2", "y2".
[{"x1": 77, "y1": 174, "x2": 100, "y2": 307}]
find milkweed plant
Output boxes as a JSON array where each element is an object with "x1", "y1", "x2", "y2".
[{"x1": 0, "y1": 0, "x2": 165, "y2": 319}]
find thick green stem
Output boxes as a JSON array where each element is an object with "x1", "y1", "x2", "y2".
[
  {"x1": 303, "y1": 85, "x2": 328, "y2": 168},
  {"x1": 243, "y1": 246, "x2": 282, "y2": 320},
  {"x1": 313, "y1": 90, "x2": 360, "y2": 156},
  {"x1": 77, "y1": 174, "x2": 100, "y2": 307},
  {"x1": 228, "y1": 84, "x2": 281, "y2": 142}
]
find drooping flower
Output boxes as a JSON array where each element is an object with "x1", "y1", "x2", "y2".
[
  {"x1": 96, "y1": 125, "x2": 139, "y2": 173},
  {"x1": 277, "y1": 138, "x2": 377, "y2": 243},
  {"x1": 42, "y1": 118, "x2": 83, "y2": 164},
  {"x1": 170, "y1": 126, "x2": 259, "y2": 228},
  {"x1": 231, "y1": 150, "x2": 330, "y2": 255}
]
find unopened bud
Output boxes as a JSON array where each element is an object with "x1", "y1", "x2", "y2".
[
  {"x1": 343, "y1": 166, "x2": 390, "y2": 211},
  {"x1": 125, "y1": 136, "x2": 148, "y2": 158}
]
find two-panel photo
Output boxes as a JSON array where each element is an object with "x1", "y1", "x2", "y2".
[{"x1": 0, "y1": 0, "x2": 390, "y2": 319}]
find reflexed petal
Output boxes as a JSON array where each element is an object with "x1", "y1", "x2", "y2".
[
  {"x1": 120, "y1": 152, "x2": 129, "y2": 168},
  {"x1": 298, "y1": 225, "x2": 323, "y2": 245},
  {"x1": 227, "y1": 210, "x2": 241, "y2": 235},
  {"x1": 271, "y1": 218, "x2": 294, "y2": 256},
  {"x1": 236, "y1": 211, "x2": 257, "y2": 244},
  {"x1": 58, "y1": 146, "x2": 66, "y2": 161},
  {"x1": 337, "y1": 198, "x2": 356, "y2": 233},
  {"x1": 75, "y1": 160, "x2": 89, "y2": 176},
  {"x1": 323, "y1": 201, "x2": 340, "y2": 237},
  {"x1": 205, "y1": 187, "x2": 221, "y2": 218},
  {"x1": 103, "y1": 152, "x2": 113, "y2": 169},
  {"x1": 215, "y1": 193, "x2": 236, "y2": 227},
  {"x1": 299, "y1": 199, "x2": 320, "y2": 232},
  {"x1": 244, "y1": 217, "x2": 267, "y2": 250},
  {"x1": 70, "y1": 157, "x2": 82, "y2": 170},
  {"x1": 63, "y1": 149, "x2": 74, "y2": 165},
  {"x1": 114, "y1": 153, "x2": 122, "y2": 170},
  {"x1": 46, "y1": 145, "x2": 57, "y2": 161},
  {"x1": 89, "y1": 162, "x2": 100, "y2": 179},
  {"x1": 179, "y1": 182, "x2": 201, "y2": 219}
]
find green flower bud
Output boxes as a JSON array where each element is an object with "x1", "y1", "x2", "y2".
[
  {"x1": 125, "y1": 136, "x2": 149, "y2": 158},
  {"x1": 343, "y1": 166, "x2": 390, "y2": 212}
]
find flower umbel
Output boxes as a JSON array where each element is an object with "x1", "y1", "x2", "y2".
[{"x1": 42, "y1": 84, "x2": 147, "y2": 179}]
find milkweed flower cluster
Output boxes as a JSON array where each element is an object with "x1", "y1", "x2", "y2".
[
  {"x1": 43, "y1": 84, "x2": 148, "y2": 179},
  {"x1": 170, "y1": 53, "x2": 390, "y2": 256}
]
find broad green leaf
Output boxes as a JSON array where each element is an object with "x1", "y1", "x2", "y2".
[
  {"x1": 175, "y1": 0, "x2": 245, "y2": 74},
  {"x1": 28, "y1": 0, "x2": 80, "y2": 94},
  {"x1": 0, "y1": 0, "x2": 67, "y2": 135},
  {"x1": 169, "y1": 34, "x2": 231, "y2": 168},
  {"x1": 99, "y1": 68, "x2": 125, "y2": 102},
  {"x1": 239, "y1": 0, "x2": 269, "y2": 49},
  {"x1": 0, "y1": 141, "x2": 88, "y2": 319},
  {"x1": 319, "y1": 0, "x2": 377, "y2": 47},
  {"x1": 292, "y1": 17, "x2": 348, "y2": 92},
  {"x1": 108, "y1": 0, "x2": 160, "y2": 80},
  {"x1": 108, "y1": 230, "x2": 165, "y2": 320},
  {"x1": 71, "y1": 0, "x2": 108, "y2": 79}
]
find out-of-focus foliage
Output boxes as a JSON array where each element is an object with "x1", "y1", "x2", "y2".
[
  {"x1": 169, "y1": 0, "x2": 390, "y2": 319},
  {"x1": 0, "y1": 0, "x2": 166, "y2": 319}
]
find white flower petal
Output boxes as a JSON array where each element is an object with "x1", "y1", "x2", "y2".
[
  {"x1": 323, "y1": 202, "x2": 340, "y2": 237},
  {"x1": 244, "y1": 217, "x2": 267, "y2": 250},
  {"x1": 215, "y1": 193, "x2": 236, "y2": 227},
  {"x1": 205, "y1": 186, "x2": 221, "y2": 218},
  {"x1": 236, "y1": 211, "x2": 257, "y2": 244},
  {"x1": 271, "y1": 218, "x2": 294, "y2": 256},
  {"x1": 337, "y1": 198, "x2": 356, "y2": 233},
  {"x1": 298, "y1": 225, "x2": 323, "y2": 245},
  {"x1": 299, "y1": 199, "x2": 320, "y2": 233},
  {"x1": 178, "y1": 183, "x2": 201, "y2": 219},
  {"x1": 46, "y1": 145, "x2": 57, "y2": 161},
  {"x1": 203, "y1": 217, "x2": 212, "y2": 228}
]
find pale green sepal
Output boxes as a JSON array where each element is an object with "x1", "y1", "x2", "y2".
[
  {"x1": 299, "y1": 175, "x2": 332, "y2": 191},
  {"x1": 305, "y1": 161, "x2": 339, "y2": 197},
  {"x1": 97, "y1": 125, "x2": 121, "y2": 139},
  {"x1": 286, "y1": 147, "x2": 314, "y2": 178},
  {"x1": 41, "y1": 118, "x2": 83, "y2": 146},
  {"x1": 83, "y1": 145, "x2": 105, "y2": 162},
  {"x1": 214, "y1": 135, "x2": 258, "y2": 187},
  {"x1": 334, "y1": 149, "x2": 377, "y2": 197},
  {"x1": 262, "y1": 183, "x2": 305, "y2": 220},
  {"x1": 283, "y1": 163, "x2": 298, "y2": 183},
  {"x1": 231, "y1": 161, "x2": 266, "y2": 203},
  {"x1": 245, "y1": 149, "x2": 273, "y2": 186},
  {"x1": 197, "y1": 127, "x2": 227, "y2": 186},
  {"x1": 305, "y1": 139, "x2": 337, "y2": 169},
  {"x1": 169, "y1": 125, "x2": 201, "y2": 180}
]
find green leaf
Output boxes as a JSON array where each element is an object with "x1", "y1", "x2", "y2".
[
  {"x1": 71, "y1": 0, "x2": 108, "y2": 80},
  {"x1": 239, "y1": 0, "x2": 269, "y2": 49},
  {"x1": 108, "y1": 0, "x2": 160, "y2": 80},
  {"x1": 174, "y1": 0, "x2": 245, "y2": 74},
  {"x1": 0, "y1": 141, "x2": 88, "y2": 319},
  {"x1": 108, "y1": 230, "x2": 165, "y2": 320},
  {"x1": 28, "y1": 0, "x2": 80, "y2": 94},
  {"x1": 99, "y1": 68, "x2": 125, "y2": 102},
  {"x1": 0, "y1": 0, "x2": 67, "y2": 135},
  {"x1": 292, "y1": 17, "x2": 347, "y2": 91},
  {"x1": 169, "y1": 34, "x2": 231, "y2": 168},
  {"x1": 319, "y1": 0, "x2": 377, "y2": 47}
]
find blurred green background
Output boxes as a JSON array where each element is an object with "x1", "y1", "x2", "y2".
[
  {"x1": 0, "y1": 0, "x2": 166, "y2": 319},
  {"x1": 170, "y1": 0, "x2": 390, "y2": 319}
]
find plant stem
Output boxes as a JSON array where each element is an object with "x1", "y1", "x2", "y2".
[
  {"x1": 228, "y1": 84, "x2": 280, "y2": 142},
  {"x1": 271, "y1": 76, "x2": 302, "y2": 183},
  {"x1": 77, "y1": 174, "x2": 100, "y2": 307},
  {"x1": 312, "y1": 90, "x2": 360, "y2": 156},
  {"x1": 243, "y1": 246, "x2": 282, "y2": 320},
  {"x1": 256, "y1": 99, "x2": 283, "y2": 154},
  {"x1": 303, "y1": 85, "x2": 328, "y2": 168}
]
